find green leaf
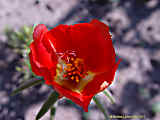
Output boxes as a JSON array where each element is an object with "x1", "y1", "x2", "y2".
[
  {"x1": 11, "y1": 79, "x2": 43, "y2": 96},
  {"x1": 93, "y1": 96, "x2": 110, "y2": 120},
  {"x1": 15, "y1": 66, "x2": 22, "y2": 72},
  {"x1": 152, "y1": 102, "x2": 160, "y2": 113},
  {"x1": 23, "y1": 25, "x2": 31, "y2": 35},
  {"x1": 50, "y1": 107, "x2": 56, "y2": 120},
  {"x1": 103, "y1": 89, "x2": 115, "y2": 104},
  {"x1": 36, "y1": 91, "x2": 59, "y2": 120}
]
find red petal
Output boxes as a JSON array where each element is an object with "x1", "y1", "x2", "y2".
[
  {"x1": 82, "y1": 59, "x2": 121, "y2": 96},
  {"x1": 90, "y1": 19, "x2": 109, "y2": 39},
  {"x1": 70, "y1": 22, "x2": 116, "y2": 73},
  {"x1": 29, "y1": 24, "x2": 57, "y2": 85},
  {"x1": 44, "y1": 21, "x2": 116, "y2": 73},
  {"x1": 31, "y1": 24, "x2": 57, "y2": 69},
  {"x1": 52, "y1": 82, "x2": 94, "y2": 112},
  {"x1": 29, "y1": 52, "x2": 55, "y2": 85},
  {"x1": 42, "y1": 24, "x2": 71, "y2": 54},
  {"x1": 33, "y1": 24, "x2": 48, "y2": 42},
  {"x1": 29, "y1": 52, "x2": 42, "y2": 76}
]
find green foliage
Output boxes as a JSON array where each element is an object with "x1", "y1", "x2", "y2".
[
  {"x1": 6, "y1": 25, "x2": 60, "y2": 119},
  {"x1": 50, "y1": 107, "x2": 56, "y2": 120},
  {"x1": 36, "y1": 91, "x2": 59, "y2": 120},
  {"x1": 103, "y1": 89, "x2": 115, "y2": 104},
  {"x1": 11, "y1": 79, "x2": 43, "y2": 96},
  {"x1": 5, "y1": 25, "x2": 33, "y2": 52},
  {"x1": 151, "y1": 102, "x2": 160, "y2": 113},
  {"x1": 5, "y1": 25, "x2": 37, "y2": 83},
  {"x1": 93, "y1": 96, "x2": 110, "y2": 120}
]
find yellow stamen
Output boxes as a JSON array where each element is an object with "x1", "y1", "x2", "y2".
[
  {"x1": 71, "y1": 57, "x2": 74, "y2": 61},
  {"x1": 67, "y1": 68, "x2": 72, "y2": 72},
  {"x1": 71, "y1": 76, "x2": 74, "y2": 80},
  {"x1": 75, "y1": 76, "x2": 79, "y2": 83},
  {"x1": 73, "y1": 71, "x2": 76, "y2": 74},
  {"x1": 67, "y1": 64, "x2": 72, "y2": 67}
]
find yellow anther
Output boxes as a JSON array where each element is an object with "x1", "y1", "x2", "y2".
[
  {"x1": 75, "y1": 76, "x2": 79, "y2": 83},
  {"x1": 71, "y1": 67, "x2": 75, "y2": 70},
  {"x1": 73, "y1": 71, "x2": 76, "y2": 74},
  {"x1": 71, "y1": 76, "x2": 74, "y2": 80},
  {"x1": 67, "y1": 68, "x2": 72, "y2": 72},
  {"x1": 76, "y1": 79, "x2": 79, "y2": 83},
  {"x1": 56, "y1": 56, "x2": 85, "y2": 86},
  {"x1": 74, "y1": 60, "x2": 78, "y2": 64},
  {"x1": 64, "y1": 68, "x2": 67, "y2": 71},
  {"x1": 67, "y1": 64, "x2": 72, "y2": 67},
  {"x1": 71, "y1": 57, "x2": 74, "y2": 61}
]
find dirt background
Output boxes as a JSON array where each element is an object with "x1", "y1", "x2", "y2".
[{"x1": 0, "y1": 0, "x2": 160, "y2": 120}]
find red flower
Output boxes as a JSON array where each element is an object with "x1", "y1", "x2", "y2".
[{"x1": 29, "y1": 19, "x2": 120, "y2": 112}]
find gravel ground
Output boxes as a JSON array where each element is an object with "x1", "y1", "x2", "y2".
[{"x1": 0, "y1": 0, "x2": 160, "y2": 120}]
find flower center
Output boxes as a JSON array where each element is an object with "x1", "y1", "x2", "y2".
[
  {"x1": 63, "y1": 57, "x2": 85, "y2": 83},
  {"x1": 54, "y1": 51, "x2": 95, "y2": 92}
]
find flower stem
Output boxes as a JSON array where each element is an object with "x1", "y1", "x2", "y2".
[
  {"x1": 50, "y1": 107, "x2": 56, "y2": 120},
  {"x1": 103, "y1": 89, "x2": 115, "y2": 104},
  {"x1": 93, "y1": 96, "x2": 110, "y2": 120}
]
